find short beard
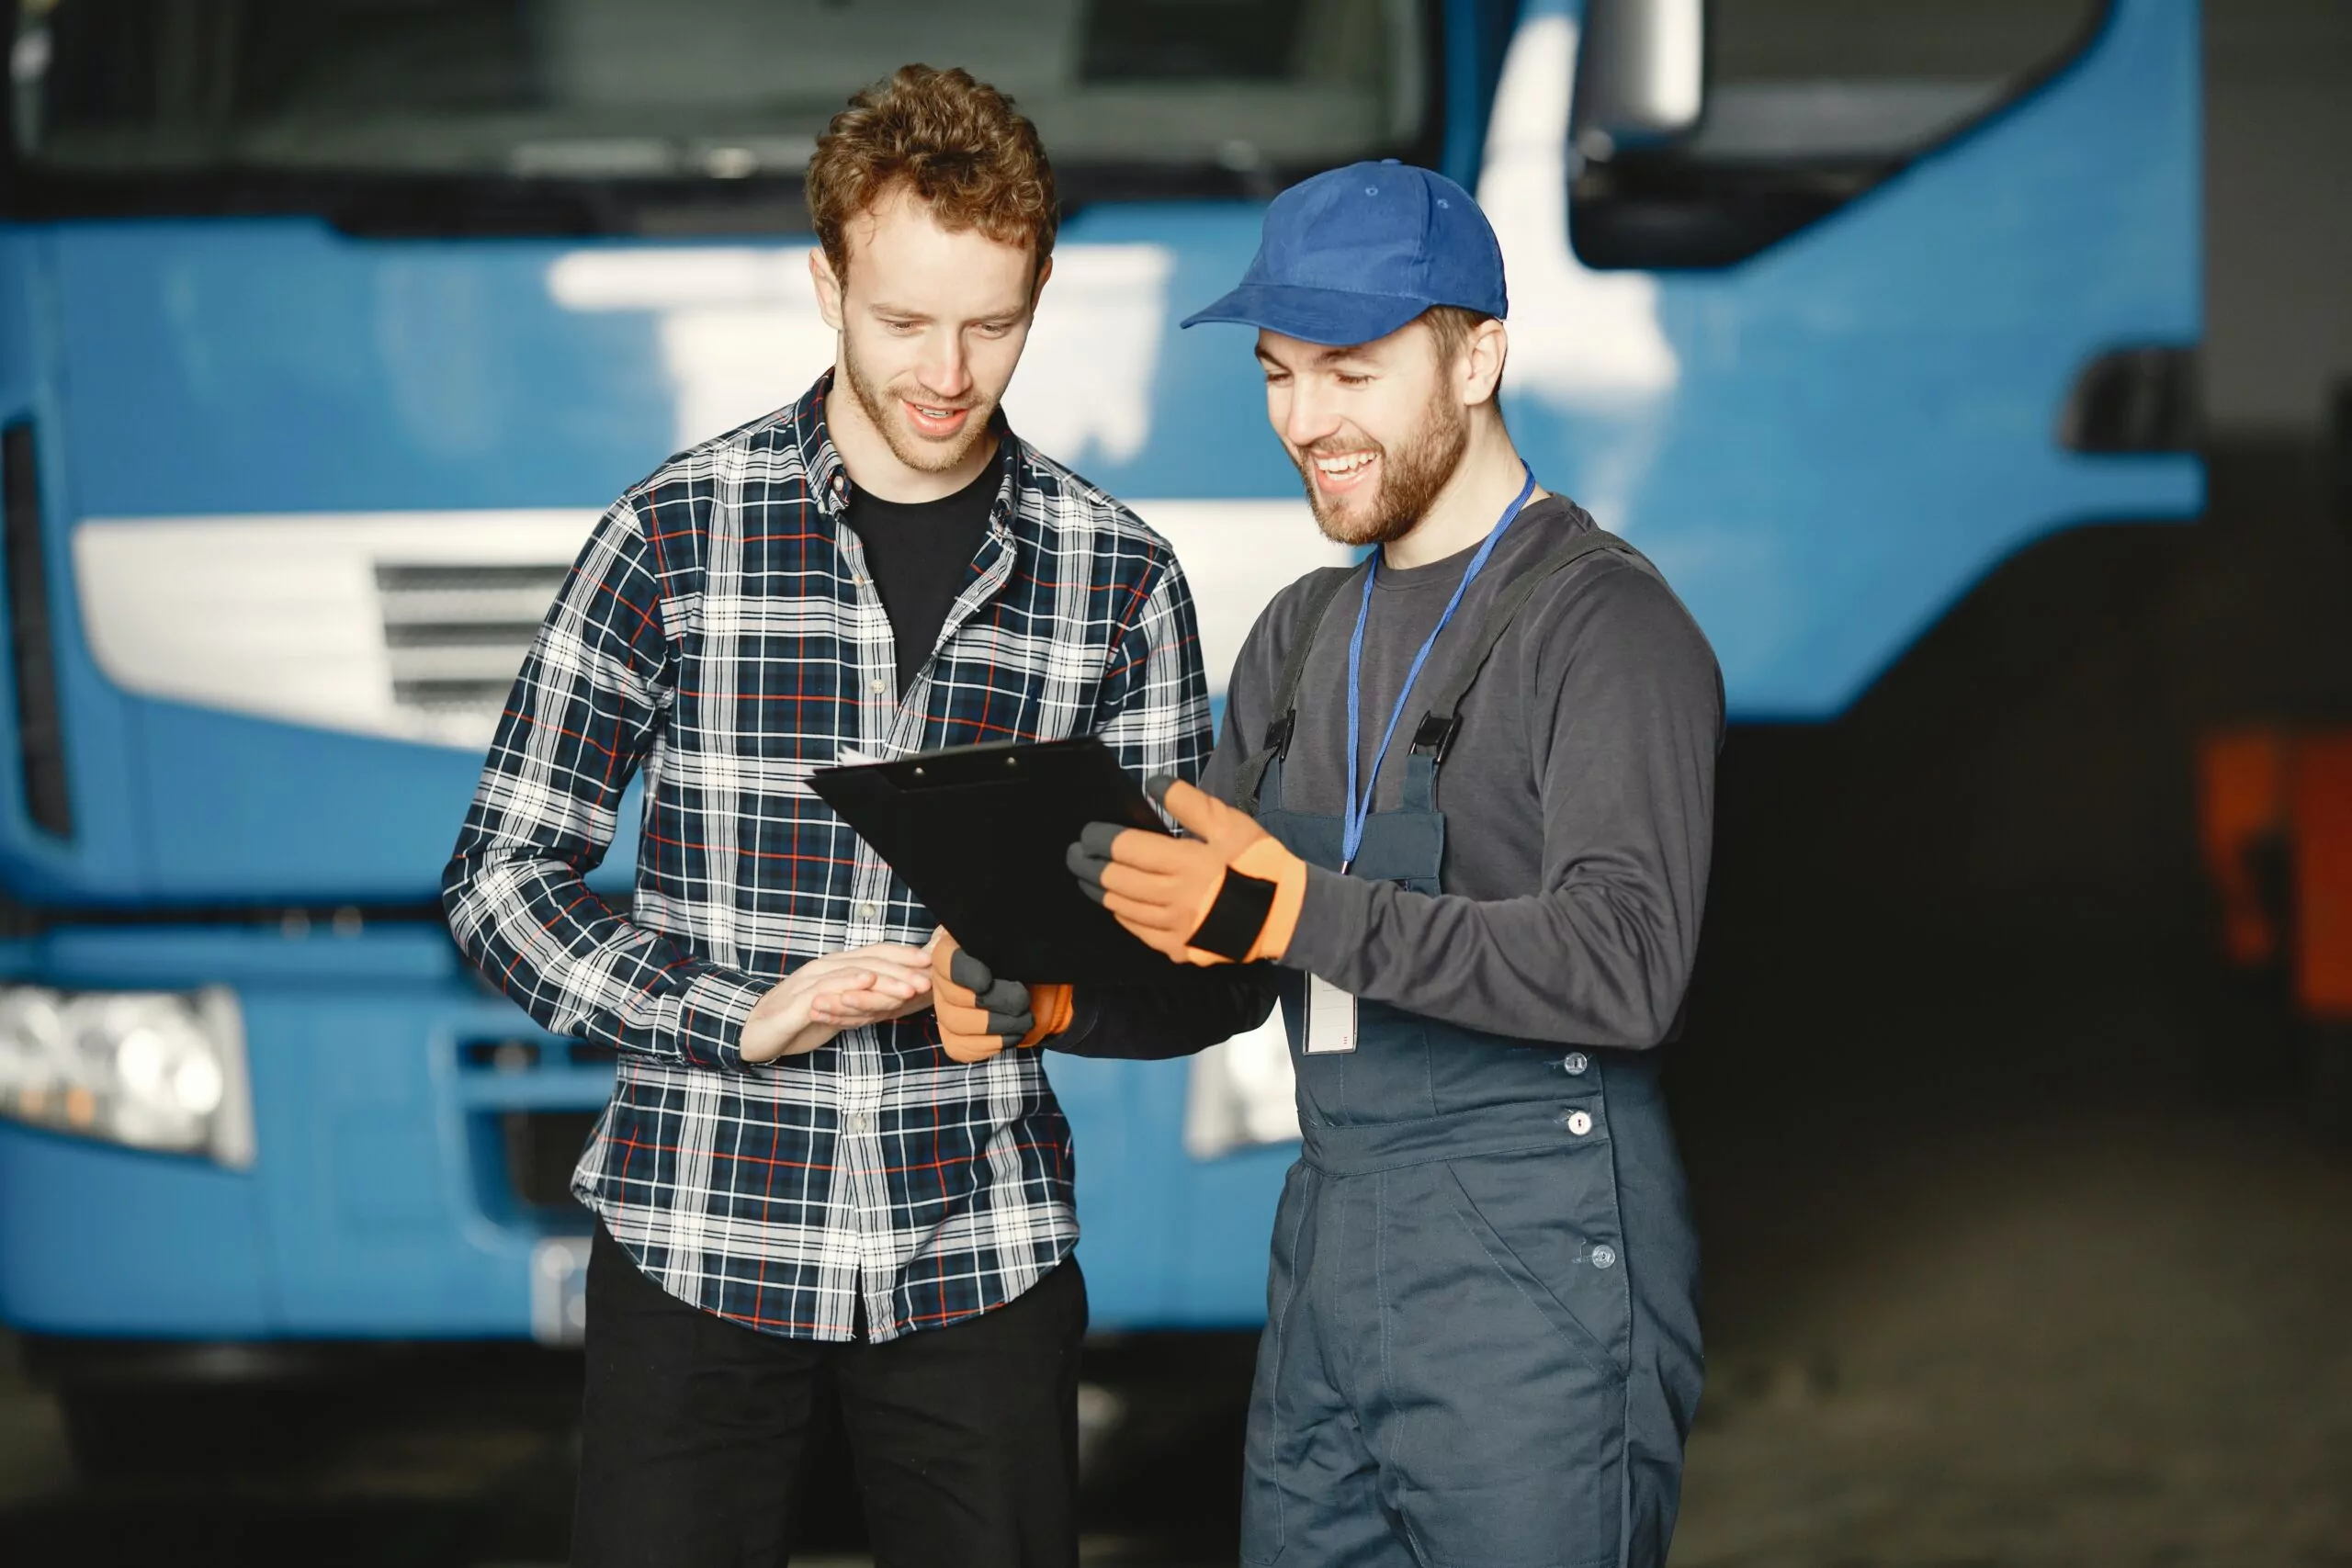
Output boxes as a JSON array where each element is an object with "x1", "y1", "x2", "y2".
[
  {"x1": 841, "y1": 333, "x2": 997, "y2": 476},
  {"x1": 1295, "y1": 386, "x2": 1470, "y2": 549}
]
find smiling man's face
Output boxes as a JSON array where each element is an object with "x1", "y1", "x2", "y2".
[
  {"x1": 1256, "y1": 320, "x2": 1469, "y2": 548},
  {"x1": 814, "y1": 184, "x2": 1045, "y2": 488}
]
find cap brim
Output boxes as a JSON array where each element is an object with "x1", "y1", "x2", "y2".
[{"x1": 1179, "y1": 283, "x2": 1431, "y2": 347}]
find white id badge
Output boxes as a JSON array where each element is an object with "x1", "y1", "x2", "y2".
[{"x1": 1303, "y1": 975, "x2": 1358, "y2": 1055}]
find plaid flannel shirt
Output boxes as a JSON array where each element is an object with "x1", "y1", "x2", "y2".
[{"x1": 442, "y1": 373, "x2": 1211, "y2": 1342}]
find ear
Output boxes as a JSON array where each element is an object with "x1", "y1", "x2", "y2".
[
  {"x1": 1030, "y1": 253, "x2": 1055, "y2": 312},
  {"x1": 808, "y1": 247, "x2": 845, "y2": 333},
  {"x1": 1461, "y1": 317, "x2": 1509, "y2": 408}
]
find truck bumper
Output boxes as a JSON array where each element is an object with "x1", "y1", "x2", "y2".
[
  {"x1": 0, "y1": 919, "x2": 1291, "y2": 1341},
  {"x1": 0, "y1": 921, "x2": 595, "y2": 1342}
]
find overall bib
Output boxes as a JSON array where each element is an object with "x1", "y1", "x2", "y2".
[{"x1": 1233, "y1": 532, "x2": 1704, "y2": 1568}]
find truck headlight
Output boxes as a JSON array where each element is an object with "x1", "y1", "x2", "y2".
[{"x1": 0, "y1": 987, "x2": 254, "y2": 1168}]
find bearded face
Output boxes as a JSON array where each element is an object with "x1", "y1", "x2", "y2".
[
  {"x1": 839, "y1": 321, "x2": 1003, "y2": 478},
  {"x1": 1289, "y1": 375, "x2": 1471, "y2": 548},
  {"x1": 1257, "y1": 318, "x2": 1479, "y2": 549}
]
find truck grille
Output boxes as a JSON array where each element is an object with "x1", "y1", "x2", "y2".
[
  {"x1": 376, "y1": 562, "x2": 571, "y2": 727},
  {"x1": 499, "y1": 1110, "x2": 599, "y2": 1214},
  {"x1": 72, "y1": 499, "x2": 1338, "y2": 751},
  {"x1": 458, "y1": 1035, "x2": 612, "y2": 1218},
  {"x1": 74, "y1": 509, "x2": 600, "y2": 750}
]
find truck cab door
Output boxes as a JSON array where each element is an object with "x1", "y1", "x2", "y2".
[{"x1": 1480, "y1": 0, "x2": 2201, "y2": 716}]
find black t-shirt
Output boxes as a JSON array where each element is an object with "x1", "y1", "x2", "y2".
[{"x1": 842, "y1": 457, "x2": 999, "y2": 695}]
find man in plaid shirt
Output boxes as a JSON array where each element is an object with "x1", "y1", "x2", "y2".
[{"x1": 443, "y1": 65, "x2": 1261, "y2": 1568}]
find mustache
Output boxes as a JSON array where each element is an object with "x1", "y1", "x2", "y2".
[
  {"x1": 894, "y1": 388, "x2": 985, "y2": 412},
  {"x1": 1295, "y1": 437, "x2": 1383, "y2": 463}
]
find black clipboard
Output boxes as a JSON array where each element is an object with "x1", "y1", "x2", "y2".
[{"x1": 808, "y1": 736, "x2": 1177, "y2": 983}]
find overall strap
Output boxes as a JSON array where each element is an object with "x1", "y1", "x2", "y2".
[
  {"x1": 1234, "y1": 562, "x2": 1366, "y2": 815},
  {"x1": 1406, "y1": 529, "x2": 1650, "y2": 772}
]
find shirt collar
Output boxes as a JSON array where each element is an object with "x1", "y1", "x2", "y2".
[{"x1": 795, "y1": 369, "x2": 1023, "y2": 532}]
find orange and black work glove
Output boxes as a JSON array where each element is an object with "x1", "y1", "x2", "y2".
[
  {"x1": 930, "y1": 931, "x2": 1074, "y2": 1064},
  {"x1": 1068, "y1": 777, "x2": 1306, "y2": 966}
]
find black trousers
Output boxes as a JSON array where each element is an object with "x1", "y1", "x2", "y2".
[{"x1": 572, "y1": 1222, "x2": 1086, "y2": 1568}]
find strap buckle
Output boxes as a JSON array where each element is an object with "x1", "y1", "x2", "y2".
[{"x1": 1408, "y1": 713, "x2": 1460, "y2": 764}]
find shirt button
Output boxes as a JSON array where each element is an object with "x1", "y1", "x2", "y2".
[
  {"x1": 1562, "y1": 1052, "x2": 1589, "y2": 1076},
  {"x1": 849, "y1": 1111, "x2": 874, "y2": 1134},
  {"x1": 1563, "y1": 1110, "x2": 1594, "y2": 1135},
  {"x1": 1590, "y1": 1244, "x2": 1617, "y2": 1269},
  {"x1": 855, "y1": 902, "x2": 877, "y2": 920},
  {"x1": 867, "y1": 675, "x2": 888, "y2": 695}
]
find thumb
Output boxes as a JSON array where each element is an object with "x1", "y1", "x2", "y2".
[
  {"x1": 1148, "y1": 776, "x2": 1232, "y2": 840},
  {"x1": 949, "y1": 947, "x2": 998, "y2": 994}
]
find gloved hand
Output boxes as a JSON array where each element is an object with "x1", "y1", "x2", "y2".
[
  {"x1": 1068, "y1": 776, "x2": 1305, "y2": 966},
  {"x1": 929, "y1": 931, "x2": 1074, "y2": 1064}
]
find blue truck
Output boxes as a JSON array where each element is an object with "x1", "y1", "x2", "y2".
[{"x1": 0, "y1": 0, "x2": 2198, "y2": 1461}]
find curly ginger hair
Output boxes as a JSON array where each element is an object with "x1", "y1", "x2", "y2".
[{"x1": 806, "y1": 64, "x2": 1058, "y2": 283}]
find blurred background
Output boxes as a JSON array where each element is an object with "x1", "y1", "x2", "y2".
[{"x1": 0, "y1": 0, "x2": 2346, "y2": 1563}]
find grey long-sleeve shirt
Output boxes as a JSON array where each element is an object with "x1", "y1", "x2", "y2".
[{"x1": 1058, "y1": 493, "x2": 1721, "y2": 1058}]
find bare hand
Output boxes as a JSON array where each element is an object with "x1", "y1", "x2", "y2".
[{"x1": 740, "y1": 943, "x2": 935, "y2": 1064}]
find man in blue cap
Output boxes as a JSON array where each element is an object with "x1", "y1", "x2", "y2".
[{"x1": 1057, "y1": 161, "x2": 1724, "y2": 1564}]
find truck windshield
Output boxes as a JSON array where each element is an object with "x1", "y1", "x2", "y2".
[{"x1": 9, "y1": 0, "x2": 1433, "y2": 225}]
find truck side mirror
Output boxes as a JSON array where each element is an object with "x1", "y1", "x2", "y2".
[{"x1": 1571, "y1": 0, "x2": 1706, "y2": 161}]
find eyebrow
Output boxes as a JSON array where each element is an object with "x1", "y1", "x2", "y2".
[
  {"x1": 870, "y1": 302, "x2": 1023, "y2": 326},
  {"x1": 1257, "y1": 345, "x2": 1374, "y2": 370}
]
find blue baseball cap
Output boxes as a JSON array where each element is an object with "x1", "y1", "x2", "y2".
[{"x1": 1181, "y1": 160, "x2": 1507, "y2": 347}]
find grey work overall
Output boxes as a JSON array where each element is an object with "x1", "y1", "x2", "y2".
[{"x1": 1233, "y1": 533, "x2": 1704, "y2": 1568}]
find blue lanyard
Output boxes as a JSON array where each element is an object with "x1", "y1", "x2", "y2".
[{"x1": 1341, "y1": 465, "x2": 1536, "y2": 873}]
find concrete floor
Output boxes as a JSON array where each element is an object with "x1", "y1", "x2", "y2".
[{"x1": 1674, "y1": 1099, "x2": 2352, "y2": 1567}]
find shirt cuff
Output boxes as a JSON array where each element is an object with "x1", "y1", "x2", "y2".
[
  {"x1": 1053, "y1": 987, "x2": 1105, "y2": 1053},
  {"x1": 676, "y1": 966, "x2": 769, "y2": 1071}
]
